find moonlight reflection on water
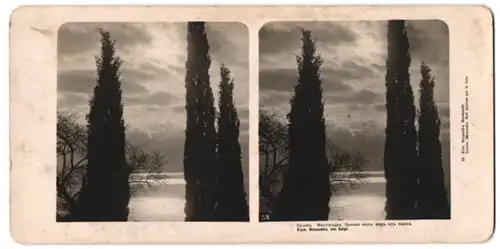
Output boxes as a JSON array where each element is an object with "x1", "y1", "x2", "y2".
[{"x1": 128, "y1": 172, "x2": 387, "y2": 221}]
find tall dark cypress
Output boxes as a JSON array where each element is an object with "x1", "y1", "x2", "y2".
[
  {"x1": 183, "y1": 22, "x2": 218, "y2": 221},
  {"x1": 384, "y1": 20, "x2": 419, "y2": 219},
  {"x1": 70, "y1": 30, "x2": 129, "y2": 221},
  {"x1": 272, "y1": 29, "x2": 331, "y2": 221},
  {"x1": 416, "y1": 62, "x2": 450, "y2": 219},
  {"x1": 215, "y1": 63, "x2": 249, "y2": 221}
]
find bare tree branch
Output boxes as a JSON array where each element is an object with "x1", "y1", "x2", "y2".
[
  {"x1": 56, "y1": 111, "x2": 168, "y2": 215},
  {"x1": 258, "y1": 108, "x2": 369, "y2": 219}
]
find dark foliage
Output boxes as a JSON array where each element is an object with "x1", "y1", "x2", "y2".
[
  {"x1": 258, "y1": 109, "x2": 368, "y2": 221},
  {"x1": 215, "y1": 64, "x2": 249, "y2": 221},
  {"x1": 416, "y1": 63, "x2": 450, "y2": 219},
  {"x1": 56, "y1": 112, "x2": 166, "y2": 220},
  {"x1": 384, "y1": 20, "x2": 419, "y2": 219},
  {"x1": 68, "y1": 30, "x2": 130, "y2": 221},
  {"x1": 272, "y1": 29, "x2": 332, "y2": 221},
  {"x1": 183, "y1": 22, "x2": 218, "y2": 221}
]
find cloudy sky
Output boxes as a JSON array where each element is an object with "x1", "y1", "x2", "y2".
[
  {"x1": 57, "y1": 22, "x2": 249, "y2": 175},
  {"x1": 259, "y1": 20, "x2": 450, "y2": 174}
]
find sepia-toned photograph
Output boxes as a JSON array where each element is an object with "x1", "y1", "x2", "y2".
[
  {"x1": 9, "y1": 5, "x2": 493, "y2": 244},
  {"x1": 259, "y1": 20, "x2": 451, "y2": 221},
  {"x1": 56, "y1": 21, "x2": 250, "y2": 222}
]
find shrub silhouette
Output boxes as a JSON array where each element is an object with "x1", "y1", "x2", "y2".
[
  {"x1": 215, "y1": 63, "x2": 249, "y2": 221},
  {"x1": 56, "y1": 111, "x2": 166, "y2": 220},
  {"x1": 416, "y1": 62, "x2": 450, "y2": 219},
  {"x1": 68, "y1": 30, "x2": 130, "y2": 221},
  {"x1": 183, "y1": 22, "x2": 218, "y2": 221},
  {"x1": 258, "y1": 109, "x2": 368, "y2": 221},
  {"x1": 272, "y1": 29, "x2": 331, "y2": 221},
  {"x1": 384, "y1": 20, "x2": 419, "y2": 219}
]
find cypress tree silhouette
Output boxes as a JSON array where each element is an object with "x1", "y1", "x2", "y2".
[
  {"x1": 215, "y1": 63, "x2": 249, "y2": 221},
  {"x1": 416, "y1": 62, "x2": 450, "y2": 219},
  {"x1": 183, "y1": 22, "x2": 218, "y2": 221},
  {"x1": 384, "y1": 20, "x2": 419, "y2": 219},
  {"x1": 272, "y1": 29, "x2": 331, "y2": 221},
  {"x1": 70, "y1": 30, "x2": 130, "y2": 221}
]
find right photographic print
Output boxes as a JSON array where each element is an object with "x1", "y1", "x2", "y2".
[{"x1": 258, "y1": 20, "x2": 450, "y2": 222}]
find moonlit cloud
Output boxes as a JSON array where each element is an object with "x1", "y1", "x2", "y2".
[
  {"x1": 260, "y1": 20, "x2": 450, "y2": 172},
  {"x1": 57, "y1": 22, "x2": 249, "y2": 174}
]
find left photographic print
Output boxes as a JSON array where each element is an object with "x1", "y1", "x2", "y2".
[{"x1": 56, "y1": 22, "x2": 250, "y2": 222}]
